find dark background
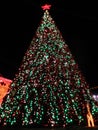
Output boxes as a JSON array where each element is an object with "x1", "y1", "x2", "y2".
[{"x1": 0, "y1": 1, "x2": 98, "y2": 90}]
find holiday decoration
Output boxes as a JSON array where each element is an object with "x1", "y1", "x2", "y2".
[
  {"x1": 0, "y1": 77, "x2": 12, "y2": 106},
  {"x1": 86, "y1": 103, "x2": 95, "y2": 127},
  {"x1": 0, "y1": 4, "x2": 98, "y2": 127},
  {"x1": 41, "y1": 4, "x2": 51, "y2": 10}
]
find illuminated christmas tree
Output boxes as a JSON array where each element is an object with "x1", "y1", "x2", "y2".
[{"x1": 0, "y1": 4, "x2": 98, "y2": 127}]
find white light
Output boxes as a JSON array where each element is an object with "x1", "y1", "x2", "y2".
[{"x1": 93, "y1": 94, "x2": 98, "y2": 101}]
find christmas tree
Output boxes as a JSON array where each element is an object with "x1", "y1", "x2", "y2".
[{"x1": 0, "y1": 4, "x2": 98, "y2": 127}]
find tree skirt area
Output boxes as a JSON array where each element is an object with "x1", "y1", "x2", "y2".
[{"x1": 0, "y1": 126, "x2": 98, "y2": 130}]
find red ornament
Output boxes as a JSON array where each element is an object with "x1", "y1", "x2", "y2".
[{"x1": 41, "y1": 4, "x2": 51, "y2": 10}]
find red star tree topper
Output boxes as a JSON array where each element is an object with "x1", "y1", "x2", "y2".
[{"x1": 41, "y1": 4, "x2": 51, "y2": 10}]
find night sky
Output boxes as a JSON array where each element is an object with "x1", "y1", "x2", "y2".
[{"x1": 0, "y1": 1, "x2": 98, "y2": 89}]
